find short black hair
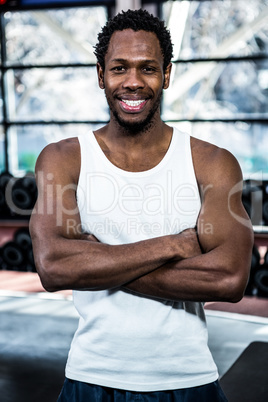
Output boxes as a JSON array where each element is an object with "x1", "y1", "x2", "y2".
[{"x1": 94, "y1": 9, "x2": 173, "y2": 71}]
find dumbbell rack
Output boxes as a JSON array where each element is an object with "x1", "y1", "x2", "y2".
[
  {"x1": 248, "y1": 227, "x2": 268, "y2": 298},
  {"x1": 0, "y1": 171, "x2": 37, "y2": 274}
]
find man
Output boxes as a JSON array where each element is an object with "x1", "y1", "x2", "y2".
[{"x1": 30, "y1": 9, "x2": 253, "y2": 402}]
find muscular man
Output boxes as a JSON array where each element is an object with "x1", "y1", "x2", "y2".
[{"x1": 30, "y1": 9, "x2": 253, "y2": 402}]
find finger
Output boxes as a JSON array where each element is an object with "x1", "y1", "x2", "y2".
[{"x1": 87, "y1": 234, "x2": 100, "y2": 242}]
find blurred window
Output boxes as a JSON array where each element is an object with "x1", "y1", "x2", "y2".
[
  {"x1": 163, "y1": 60, "x2": 268, "y2": 121},
  {"x1": 168, "y1": 121, "x2": 268, "y2": 178},
  {"x1": 9, "y1": 123, "x2": 103, "y2": 172},
  {"x1": 163, "y1": 0, "x2": 268, "y2": 60},
  {"x1": 5, "y1": 8, "x2": 102, "y2": 65},
  {"x1": 9, "y1": 67, "x2": 108, "y2": 122},
  {"x1": 0, "y1": 5, "x2": 108, "y2": 175},
  {"x1": 0, "y1": 127, "x2": 4, "y2": 172},
  {"x1": 162, "y1": 0, "x2": 268, "y2": 179}
]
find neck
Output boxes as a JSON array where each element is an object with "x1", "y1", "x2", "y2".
[
  {"x1": 103, "y1": 112, "x2": 167, "y2": 147},
  {"x1": 93, "y1": 121, "x2": 173, "y2": 172}
]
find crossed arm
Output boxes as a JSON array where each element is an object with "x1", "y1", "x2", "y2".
[{"x1": 29, "y1": 138, "x2": 253, "y2": 303}]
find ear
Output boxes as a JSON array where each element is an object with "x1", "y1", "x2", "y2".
[
  {"x1": 97, "y1": 62, "x2": 105, "y2": 89},
  {"x1": 163, "y1": 62, "x2": 172, "y2": 90}
]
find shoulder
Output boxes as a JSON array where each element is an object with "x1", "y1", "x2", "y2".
[
  {"x1": 190, "y1": 136, "x2": 243, "y2": 189},
  {"x1": 37, "y1": 137, "x2": 79, "y2": 162},
  {"x1": 36, "y1": 137, "x2": 80, "y2": 183}
]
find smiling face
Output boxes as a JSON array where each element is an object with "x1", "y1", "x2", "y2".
[{"x1": 97, "y1": 29, "x2": 172, "y2": 135}]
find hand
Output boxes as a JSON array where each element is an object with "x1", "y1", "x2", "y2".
[
  {"x1": 80, "y1": 233, "x2": 100, "y2": 242},
  {"x1": 173, "y1": 228, "x2": 202, "y2": 261}
]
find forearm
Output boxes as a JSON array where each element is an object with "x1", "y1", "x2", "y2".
[
  {"x1": 124, "y1": 245, "x2": 251, "y2": 303},
  {"x1": 32, "y1": 232, "x2": 177, "y2": 292}
]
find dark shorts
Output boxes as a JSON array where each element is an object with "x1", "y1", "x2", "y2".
[{"x1": 57, "y1": 378, "x2": 228, "y2": 401}]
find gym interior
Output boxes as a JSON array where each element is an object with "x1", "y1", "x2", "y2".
[{"x1": 0, "y1": 0, "x2": 268, "y2": 401}]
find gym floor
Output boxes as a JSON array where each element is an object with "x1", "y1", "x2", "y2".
[{"x1": 0, "y1": 285, "x2": 268, "y2": 402}]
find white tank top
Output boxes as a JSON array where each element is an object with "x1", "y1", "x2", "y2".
[{"x1": 65, "y1": 128, "x2": 218, "y2": 391}]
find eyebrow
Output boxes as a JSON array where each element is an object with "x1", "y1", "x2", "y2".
[{"x1": 110, "y1": 58, "x2": 158, "y2": 64}]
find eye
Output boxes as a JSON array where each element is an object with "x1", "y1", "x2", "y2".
[
  {"x1": 142, "y1": 66, "x2": 157, "y2": 74},
  {"x1": 111, "y1": 66, "x2": 126, "y2": 73}
]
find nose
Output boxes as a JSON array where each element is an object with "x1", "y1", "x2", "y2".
[{"x1": 122, "y1": 68, "x2": 145, "y2": 91}]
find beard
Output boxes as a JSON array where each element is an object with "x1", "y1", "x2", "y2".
[{"x1": 105, "y1": 90, "x2": 163, "y2": 136}]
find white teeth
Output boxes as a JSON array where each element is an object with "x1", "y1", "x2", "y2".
[{"x1": 122, "y1": 100, "x2": 145, "y2": 107}]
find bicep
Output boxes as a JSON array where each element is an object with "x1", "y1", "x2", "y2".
[
  {"x1": 30, "y1": 142, "x2": 82, "y2": 243},
  {"x1": 196, "y1": 151, "x2": 253, "y2": 266}
]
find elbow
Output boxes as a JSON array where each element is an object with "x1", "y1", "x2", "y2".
[
  {"x1": 35, "y1": 256, "x2": 63, "y2": 293},
  {"x1": 40, "y1": 277, "x2": 60, "y2": 293},
  {"x1": 217, "y1": 266, "x2": 249, "y2": 303},
  {"x1": 225, "y1": 283, "x2": 245, "y2": 303},
  {"x1": 217, "y1": 281, "x2": 244, "y2": 303}
]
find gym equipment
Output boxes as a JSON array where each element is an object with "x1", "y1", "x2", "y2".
[
  {"x1": 0, "y1": 171, "x2": 13, "y2": 188},
  {"x1": 242, "y1": 180, "x2": 263, "y2": 225},
  {"x1": 264, "y1": 249, "x2": 268, "y2": 266},
  {"x1": 0, "y1": 187, "x2": 6, "y2": 210},
  {"x1": 10, "y1": 175, "x2": 37, "y2": 215},
  {"x1": 0, "y1": 172, "x2": 13, "y2": 219},
  {"x1": 263, "y1": 181, "x2": 268, "y2": 226},
  {"x1": 15, "y1": 227, "x2": 36, "y2": 272},
  {"x1": 0, "y1": 228, "x2": 36, "y2": 272},
  {"x1": 254, "y1": 268, "x2": 268, "y2": 298},
  {"x1": 0, "y1": 172, "x2": 37, "y2": 219},
  {"x1": 14, "y1": 227, "x2": 32, "y2": 251},
  {"x1": 263, "y1": 199, "x2": 268, "y2": 226},
  {"x1": 220, "y1": 342, "x2": 268, "y2": 402},
  {"x1": 244, "y1": 245, "x2": 260, "y2": 296},
  {"x1": 26, "y1": 249, "x2": 36, "y2": 272},
  {"x1": 251, "y1": 245, "x2": 260, "y2": 270},
  {"x1": 1, "y1": 241, "x2": 27, "y2": 271}
]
